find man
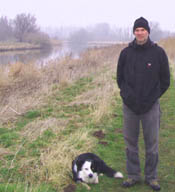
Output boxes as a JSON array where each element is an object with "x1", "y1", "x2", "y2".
[{"x1": 117, "y1": 17, "x2": 170, "y2": 191}]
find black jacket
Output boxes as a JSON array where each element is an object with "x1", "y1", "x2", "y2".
[{"x1": 117, "y1": 38, "x2": 170, "y2": 114}]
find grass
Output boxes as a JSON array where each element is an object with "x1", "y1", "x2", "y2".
[
  {"x1": 0, "y1": 42, "x2": 41, "y2": 51},
  {"x1": 160, "y1": 37, "x2": 175, "y2": 61},
  {"x1": 0, "y1": 183, "x2": 57, "y2": 192},
  {"x1": 0, "y1": 128, "x2": 19, "y2": 147},
  {"x1": 1, "y1": 72, "x2": 175, "y2": 192},
  {"x1": 75, "y1": 74, "x2": 175, "y2": 192},
  {"x1": 0, "y1": 44, "x2": 124, "y2": 124},
  {"x1": 0, "y1": 75, "x2": 100, "y2": 191},
  {"x1": 0, "y1": 40, "x2": 175, "y2": 191}
]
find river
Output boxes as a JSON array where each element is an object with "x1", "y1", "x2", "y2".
[{"x1": 0, "y1": 42, "x2": 99, "y2": 66}]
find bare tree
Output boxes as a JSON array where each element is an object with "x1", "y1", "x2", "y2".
[
  {"x1": 24, "y1": 32, "x2": 51, "y2": 48},
  {"x1": 69, "y1": 28, "x2": 90, "y2": 54},
  {"x1": 69, "y1": 28, "x2": 89, "y2": 44},
  {"x1": 14, "y1": 13, "x2": 39, "y2": 42},
  {"x1": 92, "y1": 23, "x2": 111, "y2": 41},
  {"x1": 0, "y1": 16, "x2": 13, "y2": 41},
  {"x1": 149, "y1": 22, "x2": 163, "y2": 41}
]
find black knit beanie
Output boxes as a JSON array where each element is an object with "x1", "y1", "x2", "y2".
[{"x1": 133, "y1": 17, "x2": 150, "y2": 33}]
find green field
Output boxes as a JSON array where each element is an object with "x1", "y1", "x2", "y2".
[{"x1": 0, "y1": 44, "x2": 175, "y2": 192}]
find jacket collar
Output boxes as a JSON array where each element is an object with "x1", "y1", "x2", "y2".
[{"x1": 129, "y1": 37, "x2": 155, "y2": 49}]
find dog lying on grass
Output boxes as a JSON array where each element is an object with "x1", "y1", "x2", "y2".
[{"x1": 72, "y1": 153, "x2": 123, "y2": 190}]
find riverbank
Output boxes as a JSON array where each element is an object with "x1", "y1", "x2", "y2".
[
  {"x1": 0, "y1": 43, "x2": 125, "y2": 192},
  {"x1": 0, "y1": 44, "x2": 125, "y2": 123},
  {"x1": 75, "y1": 69, "x2": 175, "y2": 192},
  {"x1": 0, "y1": 38, "x2": 175, "y2": 192},
  {"x1": 0, "y1": 42, "x2": 41, "y2": 52},
  {"x1": 0, "y1": 40, "x2": 62, "y2": 52}
]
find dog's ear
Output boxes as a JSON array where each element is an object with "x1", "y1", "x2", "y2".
[
  {"x1": 76, "y1": 160, "x2": 85, "y2": 171},
  {"x1": 91, "y1": 159, "x2": 100, "y2": 173}
]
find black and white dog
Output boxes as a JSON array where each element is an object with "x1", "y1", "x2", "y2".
[{"x1": 72, "y1": 153, "x2": 123, "y2": 185}]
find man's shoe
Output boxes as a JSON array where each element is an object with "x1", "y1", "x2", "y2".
[
  {"x1": 122, "y1": 178, "x2": 140, "y2": 188},
  {"x1": 145, "y1": 179, "x2": 161, "y2": 191}
]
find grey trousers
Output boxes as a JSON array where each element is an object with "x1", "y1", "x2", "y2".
[{"x1": 123, "y1": 100, "x2": 160, "y2": 181}]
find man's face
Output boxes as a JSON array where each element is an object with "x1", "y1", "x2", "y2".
[{"x1": 134, "y1": 27, "x2": 149, "y2": 43}]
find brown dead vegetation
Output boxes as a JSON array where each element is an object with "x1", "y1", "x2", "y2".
[
  {"x1": 160, "y1": 37, "x2": 175, "y2": 61},
  {"x1": 0, "y1": 38, "x2": 174, "y2": 123},
  {"x1": 21, "y1": 117, "x2": 68, "y2": 141},
  {"x1": 0, "y1": 39, "x2": 174, "y2": 191},
  {"x1": 0, "y1": 44, "x2": 125, "y2": 123}
]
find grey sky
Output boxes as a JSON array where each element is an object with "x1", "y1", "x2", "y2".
[{"x1": 0, "y1": 0, "x2": 175, "y2": 31}]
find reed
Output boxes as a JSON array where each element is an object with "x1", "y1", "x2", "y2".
[
  {"x1": 159, "y1": 37, "x2": 175, "y2": 62},
  {"x1": 0, "y1": 44, "x2": 125, "y2": 122}
]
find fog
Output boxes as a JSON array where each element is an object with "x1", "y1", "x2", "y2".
[
  {"x1": 1, "y1": 0, "x2": 175, "y2": 31},
  {"x1": 0, "y1": 0, "x2": 175, "y2": 42}
]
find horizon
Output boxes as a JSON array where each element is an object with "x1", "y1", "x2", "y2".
[{"x1": 0, "y1": 0, "x2": 175, "y2": 32}]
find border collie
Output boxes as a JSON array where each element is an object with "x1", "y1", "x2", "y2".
[{"x1": 72, "y1": 153, "x2": 123, "y2": 187}]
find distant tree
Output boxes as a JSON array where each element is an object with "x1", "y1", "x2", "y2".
[
  {"x1": 69, "y1": 28, "x2": 89, "y2": 44},
  {"x1": 114, "y1": 27, "x2": 133, "y2": 42},
  {"x1": 24, "y1": 32, "x2": 51, "y2": 48},
  {"x1": 87, "y1": 23, "x2": 133, "y2": 42},
  {"x1": 149, "y1": 22, "x2": 163, "y2": 41},
  {"x1": 0, "y1": 16, "x2": 13, "y2": 41},
  {"x1": 92, "y1": 23, "x2": 111, "y2": 41},
  {"x1": 14, "y1": 13, "x2": 39, "y2": 42},
  {"x1": 69, "y1": 28, "x2": 90, "y2": 54}
]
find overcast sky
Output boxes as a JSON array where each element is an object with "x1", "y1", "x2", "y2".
[{"x1": 0, "y1": 0, "x2": 175, "y2": 31}]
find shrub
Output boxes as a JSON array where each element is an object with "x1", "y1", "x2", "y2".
[{"x1": 24, "y1": 32, "x2": 52, "y2": 49}]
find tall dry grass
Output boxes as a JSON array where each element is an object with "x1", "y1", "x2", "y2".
[
  {"x1": 0, "y1": 62, "x2": 43, "y2": 122},
  {"x1": 0, "y1": 66, "x2": 9, "y2": 88},
  {"x1": 39, "y1": 130, "x2": 96, "y2": 190},
  {"x1": 1, "y1": 39, "x2": 175, "y2": 191},
  {"x1": 0, "y1": 44, "x2": 125, "y2": 123},
  {"x1": 159, "y1": 37, "x2": 175, "y2": 62},
  {"x1": 0, "y1": 44, "x2": 125, "y2": 191},
  {"x1": 159, "y1": 37, "x2": 175, "y2": 79},
  {"x1": 1, "y1": 38, "x2": 174, "y2": 123}
]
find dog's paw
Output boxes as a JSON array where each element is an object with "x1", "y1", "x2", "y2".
[
  {"x1": 94, "y1": 177, "x2": 99, "y2": 184},
  {"x1": 114, "y1": 172, "x2": 123, "y2": 178},
  {"x1": 81, "y1": 183, "x2": 91, "y2": 190}
]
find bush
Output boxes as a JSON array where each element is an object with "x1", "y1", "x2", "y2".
[{"x1": 24, "y1": 32, "x2": 52, "y2": 49}]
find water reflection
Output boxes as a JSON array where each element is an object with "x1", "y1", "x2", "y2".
[
  {"x1": 0, "y1": 42, "x2": 89, "y2": 66},
  {"x1": 0, "y1": 48, "x2": 52, "y2": 65},
  {"x1": 68, "y1": 42, "x2": 88, "y2": 58}
]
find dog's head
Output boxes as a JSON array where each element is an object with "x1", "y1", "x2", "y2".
[{"x1": 76, "y1": 160, "x2": 99, "y2": 183}]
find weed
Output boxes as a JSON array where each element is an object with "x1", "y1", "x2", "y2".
[
  {"x1": 0, "y1": 41, "x2": 175, "y2": 192},
  {"x1": 0, "y1": 130, "x2": 19, "y2": 147},
  {"x1": 24, "y1": 110, "x2": 41, "y2": 119},
  {"x1": 56, "y1": 77, "x2": 93, "y2": 102}
]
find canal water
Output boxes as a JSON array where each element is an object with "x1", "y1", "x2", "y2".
[{"x1": 0, "y1": 42, "x2": 89, "y2": 66}]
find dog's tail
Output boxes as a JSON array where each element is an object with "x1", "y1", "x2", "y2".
[
  {"x1": 101, "y1": 162, "x2": 123, "y2": 178},
  {"x1": 114, "y1": 171, "x2": 123, "y2": 178}
]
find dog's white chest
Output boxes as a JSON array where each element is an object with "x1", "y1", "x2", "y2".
[
  {"x1": 77, "y1": 161, "x2": 99, "y2": 183},
  {"x1": 78, "y1": 171, "x2": 98, "y2": 183}
]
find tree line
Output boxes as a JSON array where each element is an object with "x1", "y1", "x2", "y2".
[
  {"x1": 1, "y1": 13, "x2": 174, "y2": 47},
  {"x1": 54, "y1": 22, "x2": 175, "y2": 45},
  {"x1": 0, "y1": 13, "x2": 51, "y2": 48}
]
